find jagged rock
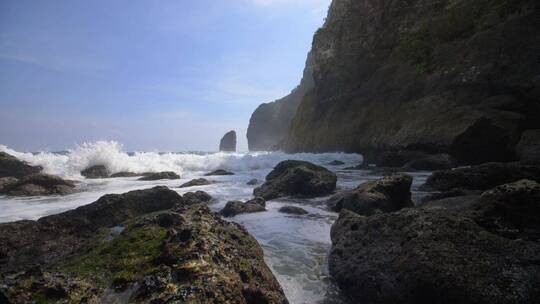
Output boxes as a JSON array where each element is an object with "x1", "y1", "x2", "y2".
[
  {"x1": 329, "y1": 205, "x2": 540, "y2": 304},
  {"x1": 219, "y1": 131, "x2": 237, "y2": 152},
  {"x1": 516, "y1": 129, "x2": 540, "y2": 165},
  {"x1": 0, "y1": 187, "x2": 287, "y2": 303},
  {"x1": 423, "y1": 162, "x2": 540, "y2": 191},
  {"x1": 220, "y1": 197, "x2": 266, "y2": 217},
  {"x1": 81, "y1": 165, "x2": 109, "y2": 179},
  {"x1": 279, "y1": 0, "x2": 540, "y2": 165},
  {"x1": 327, "y1": 160, "x2": 345, "y2": 166},
  {"x1": 138, "y1": 172, "x2": 180, "y2": 181},
  {"x1": 182, "y1": 191, "x2": 214, "y2": 206},
  {"x1": 204, "y1": 169, "x2": 234, "y2": 176},
  {"x1": 0, "y1": 177, "x2": 18, "y2": 193},
  {"x1": 471, "y1": 179, "x2": 540, "y2": 240},
  {"x1": 254, "y1": 160, "x2": 337, "y2": 200},
  {"x1": 246, "y1": 178, "x2": 260, "y2": 185},
  {"x1": 179, "y1": 178, "x2": 211, "y2": 188},
  {"x1": 0, "y1": 152, "x2": 42, "y2": 178},
  {"x1": 247, "y1": 52, "x2": 314, "y2": 151},
  {"x1": 0, "y1": 173, "x2": 76, "y2": 196},
  {"x1": 109, "y1": 172, "x2": 141, "y2": 178},
  {"x1": 326, "y1": 174, "x2": 413, "y2": 215},
  {"x1": 278, "y1": 206, "x2": 308, "y2": 215}
]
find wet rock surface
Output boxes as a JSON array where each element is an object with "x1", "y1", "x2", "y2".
[
  {"x1": 0, "y1": 152, "x2": 42, "y2": 178},
  {"x1": 220, "y1": 197, "x2": 266, "y2": 217},
  {"x1": 329, "y1": 177, "x2": 540, "y2": 304},
  {"x1": 0, "y1": 187, "x2": 288, "y2": 303},
  {"x1": 278, "y1": 206, "x2": 308, "y2": 215},
  {"x1": 254, "y1": 160, "x2": 337, "y2": 200},
  {"x1": 326, "y1": 173, "x2": 413, "y2": 215},
  {"x1": 181, "y1": 190, "x2": 214, "y2": 206},
  {"x1": 138, "y1": 171, "x2": 180, "y2": 181},
  {"x1": 179, "y1": 178, "x2": 212, "y2": 188},
  {"x1": 205, "y1": 169, "x2": 234, "y2": 176},
  {"x1": 81, "y1": 165, "x2": 109, "y2": 179},
  {"x1": 423, "y1": 162, "x2": 540, "y2": 191},
  {"x1": 246, "y1": 178, "x2": 260, "y2": 185},
  {"x1": 0, "y1": 173, "x2": 76, "y2": 196},
  {"x1": 109, "y1": 171, "x2": 142, "y2": 178}
]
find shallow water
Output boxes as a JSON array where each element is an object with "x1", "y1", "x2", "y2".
[{"x1": 0, "y1": 142, "x2": 432, "y2": 304}]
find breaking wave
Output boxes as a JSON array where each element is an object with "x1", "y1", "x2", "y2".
[{"x1": 0, "y1": 141, "x2": 361, "y2": 179}]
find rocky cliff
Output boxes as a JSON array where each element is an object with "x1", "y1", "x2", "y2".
[
  {"x1": 247, "y1": 53, "x2": 314, "y2": 151},
  {"x1": 253, "y1": 0, "x2": 540, "y2": 164}
]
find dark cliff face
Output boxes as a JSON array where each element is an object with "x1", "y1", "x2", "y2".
[
  {"x1": 247, "y1": 53, "x2": 315, "y2": 151},
  {"x1": 278, "y1": 0, "x2": 540, "y2": 164}
]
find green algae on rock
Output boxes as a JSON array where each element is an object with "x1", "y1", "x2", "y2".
[{"x1": 0, "y1": 187, "x2": 288, "y2": 304}]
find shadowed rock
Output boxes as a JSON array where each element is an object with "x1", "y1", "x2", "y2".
[
  {"x1": 246, "y1": 178, "x2": 260, "y2": 185},
  {"x1": 179, "y1": 178, "x2": 211, "y2": 188},
  {"x1": 219, "y1": 130, "x2": 237, "y2": 152},
  {"x1": 516, "y1": 129, "x2": 540, "y2": 165},
  {"x1": 109, "y1": 172, "x2": 141, "y2": 178},
  {"x1": 138, "y1": 172, "x2": 180, "y2": 181},
  {"x1": 327, "y1": 160, "x2": 345, "y2": 166},
  {"x1": 204, "y1": 169, "x2": 234, "y2": 176},
  {"x1": 278, "y1": 206, "x2": 308, "y2": 215},
  {"x1": 220, "y1": 197, "x2": 266, "y2": 217},
  {"x1": 423, "y1": 162, "x2": 540, "y2": 191},
  {"x1": 329, "y1": 205, "x2": 540, "y2": 304},
  {"x1": 182, "y1": 191, "x2": 214, "y2": 206},
  {"x1": 254, "y1": 160, "x2": 337, "y2": 200},
  {"x1": 0, "y1": 152, "x2": 42, "y2": 178},
  {"x1": 326, "y1": 174, "x2": 413, "y2": 215},
  {"x1": 81, "y1": 165, "x2": 109, "y2": 179},
  {"x1": 0, "y1": 173, "x2": 76, "y2": 196}
]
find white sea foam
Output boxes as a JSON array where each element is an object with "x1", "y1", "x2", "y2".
[{"x1": 0, "y1": 141, "x2": 362, "y2": 179}]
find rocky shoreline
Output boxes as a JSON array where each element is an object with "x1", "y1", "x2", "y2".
[{"x1": 1, "y1": 151, "x2": 540, "y2": 303}]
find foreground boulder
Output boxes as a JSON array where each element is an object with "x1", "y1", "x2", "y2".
[
  {"x1": 220, "y1": 197, "x2": 266, "y2": 217},
  {"x1": 254, "y1": 160, "x2": 337, "y2": 200},
  {"x1": 81, "y1": 165, "x2": 109, "y2": 179},
  {"x1": 0, "y1": 152, "x2": 42, "y2": 178},
  {"x1": 326, "y1": 174, "x2": 413, "y2": 215},
  {"x1": 423, "y1": 162, "x2": 540, "y2": 191},
  {"x1": 219, "y1": 130, "x2": 237, "y2": 152},
  {"x1": 179, "y1": 178, "x2": 212, "y2": 188},
  {"x1": 471, "y1": 179, "x2": 540, "y2": 241},
  {"x1": 0, "y1": 173, "x2": 76, "y2": 196},
  {"x1": 329, "y1": 179, "x2": 540, "y2": 303},
  {"x1": 138, "y1": 171, "x2": 180, "y2": 181},
  {"x1": 0, "y1": 187, "x2": 288, "y2": 303}
]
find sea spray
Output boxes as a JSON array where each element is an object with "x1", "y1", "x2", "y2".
[{"x1": 0, "y1": 141, "x2": 362, "y2": 179}]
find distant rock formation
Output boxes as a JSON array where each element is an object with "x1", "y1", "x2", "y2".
[
  {"x1": 219, "y1": 130, "x2": 237, "y2": 152},
  {"x1": 247, "y1": 52, "x2": 314, "y2": 151}
]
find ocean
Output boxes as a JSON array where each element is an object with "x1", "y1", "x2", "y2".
[{"x1": 0, "y1": 141, "x2": 432, "y2": 304}]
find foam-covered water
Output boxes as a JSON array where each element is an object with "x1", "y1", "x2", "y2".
[{"x1": 0, "y1": 141, "x2": 432, "y2": 304}]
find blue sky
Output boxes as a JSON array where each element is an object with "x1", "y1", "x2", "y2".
[{"x1": 0, "y1": 0, "x2": 330, "y2": 152}]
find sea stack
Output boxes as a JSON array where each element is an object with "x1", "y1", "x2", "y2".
[{"x1": 219, "y1": 130, "x2": 237, "y2": 152}]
